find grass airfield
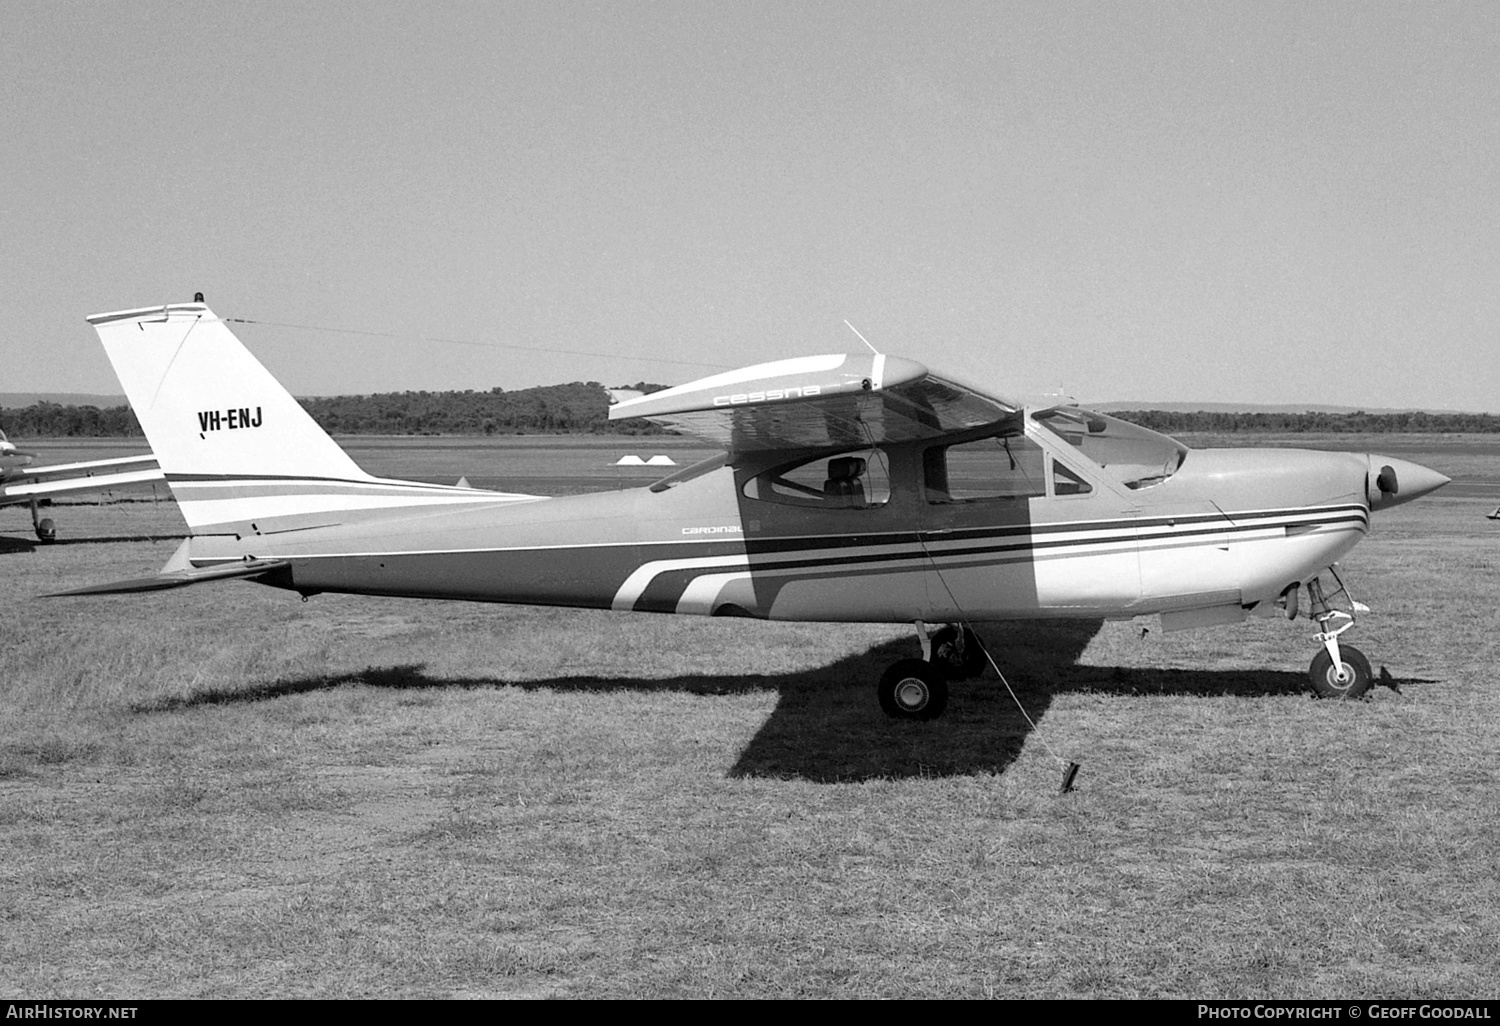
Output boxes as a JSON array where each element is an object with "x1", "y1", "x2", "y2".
[{"x1": 1, "y1": 435, "x2": 1497, "y2": 998}]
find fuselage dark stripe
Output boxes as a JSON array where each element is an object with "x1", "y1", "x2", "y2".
[
  {"x1": 260, "y1": 510, "x2": 1365, "y2": 579},
  {"x1": 730, "y1": 518, "x2": 1364, "y2": 577}
]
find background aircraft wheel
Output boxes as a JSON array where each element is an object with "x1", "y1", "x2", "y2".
[
  {"x1": 1308, "y1": 645, "x2": 1373, "y2": 699},
  {"x1": 35, "y1": 518, "x2": 56, "y2": 543},
  {"x1": 929, "y1": 625, "x2": 987, "y2": 680},
  {"x1": 878, "y1": 659, "x2": 949, "y2": 721}
]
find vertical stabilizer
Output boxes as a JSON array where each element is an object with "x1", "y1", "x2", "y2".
[
  {"x1": 88, "y1": 303, "x2": 367, "y2": 484},
  {"x1": 87, "y1": 303, "x2": 534, "y2": 534}
]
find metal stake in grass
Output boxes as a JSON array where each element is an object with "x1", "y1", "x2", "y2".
[{"x1": 974, "y1": 638, "x2": 1083, "y2": 796}]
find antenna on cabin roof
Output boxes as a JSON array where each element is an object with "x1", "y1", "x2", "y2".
[{"x1": 844, "y1": 320, "x2": 880, "y2": 356}]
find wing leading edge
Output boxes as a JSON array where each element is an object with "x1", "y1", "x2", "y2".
[{"x1": 608, "y1": 353, "x2": 1018, "y2": 452}]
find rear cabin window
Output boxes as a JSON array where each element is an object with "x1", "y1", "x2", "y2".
[
  {"x1": 745, "y1": 450, "x2": 891, "y2": 509},
  {"x1": 925, "y1": 435, "x2": 1046, "y2": 503}
]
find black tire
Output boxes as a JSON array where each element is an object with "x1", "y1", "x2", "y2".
[
  {"x1": 35, "y1": 518, "x2": 56, "y2": 543},
  {"x1": 929, "y1": 625, "x2": 987, "y2": 680},
  {"x1": 878, "y1": 659, "x2": 949, "y2": 721},
  {"x1": 1308, "y1": 645, "x2": 1373, "y2": 699}
]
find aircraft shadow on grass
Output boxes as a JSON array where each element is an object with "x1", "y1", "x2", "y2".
[{"x1": 128, "y1": 619, "x2": 1438, "y2": 784}]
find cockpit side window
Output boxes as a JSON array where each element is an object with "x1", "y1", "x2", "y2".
[
  {"x1": 744, "y1": 449, "x2": 891, "y2": 509},
  {"x1": 925, "y1": 433, "x2": 1046, "y2": 503}
]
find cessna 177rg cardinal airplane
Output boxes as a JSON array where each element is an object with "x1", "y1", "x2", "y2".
[
  {"x1": 61, "y1": 301, "x2": 1449, "y2": 717},
  {"x1": 1, "y1": 428, "x2": 161, "y2": 541}
]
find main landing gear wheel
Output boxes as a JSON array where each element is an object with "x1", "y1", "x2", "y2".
[
  {"x1": 878, "y1": 659, "x2": 949, "y2": 721},
  {"x1": 929, "y1": 625, "x2": 987, "y2": 680},
  {"x1": 29, "y1": 498, "x2": 55, "y2": 543},
  {"x1": 1308, "y1": 645, "x2": 1373, "y2": 700}
]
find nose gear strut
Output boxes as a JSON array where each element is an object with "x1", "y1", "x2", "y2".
[{"x1": 1303, "y1": 570, "x2": 1373, "y2": 699}]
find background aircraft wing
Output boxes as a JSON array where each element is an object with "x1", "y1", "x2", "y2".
[
  {"x1": 607, "y1": 353, "x2": 1018, "y2": 452},
  {"x1": 1, "y1": 454, "x2": 163, "y2": 504}
]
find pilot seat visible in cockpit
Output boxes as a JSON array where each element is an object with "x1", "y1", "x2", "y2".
[{"x1": 823, "y1": 456, "x2": 867, "y2": 508}]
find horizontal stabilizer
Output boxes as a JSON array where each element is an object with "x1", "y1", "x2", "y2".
[{"x1": 49, "y1": 557, "x2": 290, "y2": 596}]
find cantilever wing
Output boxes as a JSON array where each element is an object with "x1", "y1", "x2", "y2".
[{"x1": 607, "y1": 353, "x2": 1018, "y2": 452}]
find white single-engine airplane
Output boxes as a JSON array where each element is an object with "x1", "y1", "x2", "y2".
[
  {"x1": 1, "y1": 428, "x2": 162, "y2": 541},
  {"x1": 61, "y1": 301, "x2": 1449, "y2": 714}
]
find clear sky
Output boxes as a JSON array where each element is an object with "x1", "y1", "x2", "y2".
[{"x1": 3, "y1": 1, "x2": 1496, "y2": 410}]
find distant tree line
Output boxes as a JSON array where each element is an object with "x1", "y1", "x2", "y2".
[
  {"x1": 0, "y1": 402, "x2": 145, "y2": 437},
  {"x1": 1109, "y1": 410, "x2": 1500, "y2": 434},
  {"x1": 297, "y1": 381, "x2": 674, "y2": 435},
  {"x1": 5, "y1": 393, "x2": 1498, "y2": 439},
  {"x1": 0, "y1": 381, "x2": 673, "y2": 438}
]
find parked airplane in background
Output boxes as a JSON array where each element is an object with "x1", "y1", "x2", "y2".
[
  {"x1": 61, "y1": 301, "x2": 1449, "y2": 713},
  {"x1": 1, "y1": 428, "x2": 162, "y2": 541}
]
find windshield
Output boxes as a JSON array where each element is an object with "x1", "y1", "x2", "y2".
[{"x1": 1031, "y1": 408, "x2": 1187, "y2": 489}]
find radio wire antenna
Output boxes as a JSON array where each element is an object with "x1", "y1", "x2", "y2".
[{"x1": 844, "y1": 320, "x2": 881, "y2": 355}]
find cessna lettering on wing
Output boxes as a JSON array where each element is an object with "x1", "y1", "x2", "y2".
[
  {"x1": 712, "y1": 385, "x2": 823, "y2": 407},
  {"x1": 197, "y1": 407, "x2": 263, "y2": 432}
]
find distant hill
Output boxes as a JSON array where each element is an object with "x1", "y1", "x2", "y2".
[
  {"x1": 0, "y1": 392, "x2": 127, "y2": 408},
  {"x1": 1085, "y1": 401, "x2": 1461, "y2": 416}
]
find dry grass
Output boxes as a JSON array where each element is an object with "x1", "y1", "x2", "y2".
[{"x1": 1, "y1": 437, "x2": 1497, "y2": 998}]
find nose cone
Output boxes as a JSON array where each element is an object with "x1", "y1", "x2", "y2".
[{"x1": 1366, "y1": 455, "x2": 1450, "y2": 510}]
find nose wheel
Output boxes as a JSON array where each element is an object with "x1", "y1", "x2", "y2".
[
  {"x1": 1308, "y1": 645, "x2": 1372, "y2": 699},
  {"x1": 1302, "y1": 571, "x2": 1374, "y2": 700}
]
